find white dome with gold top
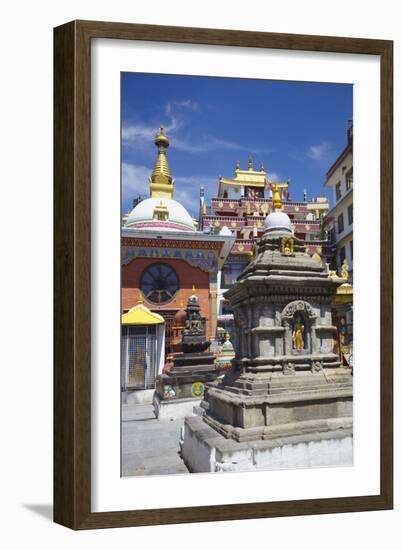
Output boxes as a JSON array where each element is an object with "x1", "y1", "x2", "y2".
[
  {"x1": 124, "y1": 127, "x2": 196, "y2": 233},
  {"x1": 264, "y1": 183, "x2": 293, "y2": 234},
  {"x1": 125, "y1": 197, "x2": 195, "y2": 232}
]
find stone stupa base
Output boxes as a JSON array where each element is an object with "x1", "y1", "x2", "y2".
[
  {"x1": 180, "y1": 415, "x2": 353, "y2": 473},
  {"x1": 153, "y1": 393, "x2": 203, "y2": 421}
]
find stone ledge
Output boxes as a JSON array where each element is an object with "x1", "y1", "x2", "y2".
[
  {"x1": 206, "y1": 385, "x2": 353, "y2": 407},
  {"x1": 203, "y1": 413, "x2": 353, "y2": 443},
  {"x1": 180, "y1": 416, "x2": 353, "y2": 473}
]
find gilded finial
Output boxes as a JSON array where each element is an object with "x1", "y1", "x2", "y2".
[
  {"x1": 154, "y1": 126, "x2": 169, "y2": 147},
  {"x1": 248, "y1": 156, "x2": 253, "y2": 170},
  {"x1": 260, "y1": 161, "x2": 265, "y2": 172},
  {"x1": 137, "y1": 291, "x2": 144, "y2": 304},
  {"x1": 150, "y1": 126, "x2": 174, "y2": 199},
  {"x1": 192, "y1": 284, "x2": 196, "y2": 293},
  {"x1": 272, "y1": 184, "x2": 282, "y2": 210},
  {"x1": 225, "y1": 332, "x2": 230, "y2": 341},
  {"x1": 236, "y1": 160, "x2": 241, "y2": 170}
]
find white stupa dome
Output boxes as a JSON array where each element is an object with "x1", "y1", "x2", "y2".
[
  {"x1": 125, "y1": 197, "x2": 195, "y2": 232},
  {"x1": 264, "y1": 210, "x2": 292, "y2": 233},
  {"x1": 124, "y1": 127, "x2": 196, "y2": 233}
]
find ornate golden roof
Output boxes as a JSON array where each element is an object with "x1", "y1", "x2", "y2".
[{"x1": 150, "y1": 127, "x2": 174, "y2": 199}]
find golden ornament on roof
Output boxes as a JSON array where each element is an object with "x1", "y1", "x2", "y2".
[
  {"x1": 272, "y1": 184, "x2": 282, "y2": 210},
  {"x1": 149, "y1": 126, "x2": 174, "y2": 199}
]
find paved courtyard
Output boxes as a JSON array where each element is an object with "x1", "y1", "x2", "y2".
[{"x1": 121, "y1": 403, "x2": 189, "y2": 477}]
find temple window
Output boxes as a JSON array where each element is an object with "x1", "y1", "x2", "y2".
[
  {"x1": 337, "y1": 213, "x2": 344, "y2": 233},
  {"x1": 140, "y1": 263, "x2": 179, "y2": 304},
  {"x1": 221, "y1": 260, "x2": 248, "y2": 289},
  {"x1": 348, "y1": 204, "x2": 353, "y2": 225},
  {"x1": 335, "y1": 181, "x2": 342, "y2": 201},
  {"x1": 345, "y1": 168, "x2": 353, "y2": 191}
]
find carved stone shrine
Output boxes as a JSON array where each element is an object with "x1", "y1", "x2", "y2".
[
  {"x1": 153, "y1": 291, "x2": 223, "y2": 420},
  {"x1": 181, "y1": 191, "x2": 353, "y2": 472}
]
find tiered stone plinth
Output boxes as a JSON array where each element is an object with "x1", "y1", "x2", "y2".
[
  {"x1": 181, "y1": 206, "x2": 353, "y2": 471},
  {"x1": 153, "y1": 293, "x2": 223, "y2": 420}
]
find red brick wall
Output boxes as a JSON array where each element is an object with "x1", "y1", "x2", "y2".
[{"x1": 122, "y1": 257, "x2": 211, "y2": 336}]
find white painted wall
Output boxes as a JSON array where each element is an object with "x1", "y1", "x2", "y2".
[{"x1": 1, "y1": 1, "x2": 401, "y2": 548}]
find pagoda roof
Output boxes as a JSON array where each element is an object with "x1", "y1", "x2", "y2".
[{"x1": 122, "y1": 304, "x2": 165, "y2": 326}]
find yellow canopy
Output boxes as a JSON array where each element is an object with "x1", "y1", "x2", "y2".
[{"x1": 121, "y1": 304, "x2": 165, "y2": 326}]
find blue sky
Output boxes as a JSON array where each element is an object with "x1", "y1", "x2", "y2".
[{"x1": 121, "y1": 73, "x2": 352, "y2": 217}]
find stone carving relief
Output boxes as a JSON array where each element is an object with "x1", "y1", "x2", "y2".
[
  {"x1": 281, "y1": 300, "x2": 317, "y2": 320},
  {"x1": 283, "y1": 361, "x2": 295, "y2": 376},
  {"x1": 233, "y1": 310, "x2": 246, "y2": 328},
  {"x1": 311, "y1": 360, "x2": 323, "y2": 373}
]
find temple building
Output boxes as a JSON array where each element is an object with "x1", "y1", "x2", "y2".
[
  {"x1": 121, "y1": 128, "x2": 234, "y2": 403},
  {"x1": 323, "y1": 124, "x2": 353, "y2": 281},
  {"x1": 323, "y1": 125, "x2": 353, "y2": 361},
  {"x1": 198, "y1": 158, "x2": 331, "y2": 335}
]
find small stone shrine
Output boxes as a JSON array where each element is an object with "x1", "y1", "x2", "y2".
[
  {"x1": 181, "y1": 186, "x2": 353, "y2": 472},
  {"x1": 214, "y1": 333, "x2": 236, "y2": 370},
  {"x1": 153, "y1": 289, "x2": 222, "y2": 420}
]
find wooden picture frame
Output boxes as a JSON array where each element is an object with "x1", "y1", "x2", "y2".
[{"x1": 54, "y1": 20, "x2": 393, "y2": 529}]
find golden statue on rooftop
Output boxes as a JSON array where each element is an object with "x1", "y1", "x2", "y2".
[
  {"x1": 340, "y1": 259, "x2": 349, "y2": 280},
  {"x1": 272, "y1": 184, "x2": 282, "y2": 210}
]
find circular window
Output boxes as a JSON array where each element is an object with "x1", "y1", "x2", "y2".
[{"x1": 140, "y1": 263, "x2": 179, "y2": 304}]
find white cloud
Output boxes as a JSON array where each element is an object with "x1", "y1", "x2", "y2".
[
  {"x1": 172, "y1": 135, "x2": 252, "y2": 153},
  {"x1": 307, "y1": 141, "x2": 332, "y2": 161},
  {"x1": 122, "y1": 98, "x2": 274, "y2": 155},
  {"x1": 122, "y1": 99, "x2": 196, "y2": 149},
  {"x1": 267, "y1": 172, "x2": 282, "y2": 182},
  {"x1": 121, "y1": 124, "x2": 155, "y2": 143},
  {"x1": 122, "y1": 163, "x2": 151, "y2": 199},
  {"x1": 165, "y1": 99, "x2": 199, "y2": 115}
]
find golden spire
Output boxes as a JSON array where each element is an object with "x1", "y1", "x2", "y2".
[
  {"x1": 272, "y1": 184, "x2": 282, "y2": 210},
  {"x1": 192, "y1": 284, "x2": 196, "y2": 293},
  {"x1": 137, "y1": 291, "x2": 144, "y2": 304},
  {"x1": 248, "y1": 156, "x2": 253, "y2": 170},
  {"x1": 149, "y1": 127, "x2": 174, "y2": 199}
]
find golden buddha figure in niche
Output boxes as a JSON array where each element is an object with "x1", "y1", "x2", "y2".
[{"x1": 292, "y1": 317, "x2": 305, "y2": 350}]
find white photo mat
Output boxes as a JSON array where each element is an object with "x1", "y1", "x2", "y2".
[{"x1": 91, "y1": 38, "x2": 380, "y2": 513}]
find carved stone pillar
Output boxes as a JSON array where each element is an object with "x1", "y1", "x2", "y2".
[{"x1": 209, "y1": 288, "x2": 218, "y2": 340}]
